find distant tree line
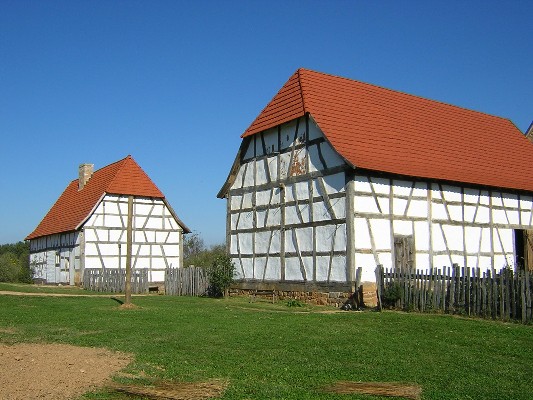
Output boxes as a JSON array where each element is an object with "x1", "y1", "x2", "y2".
[
  {"x1": 183, "y1": 233, "x2": 226, "y2": 268},
  {"x1": 0, "y1": 241, "x2": 32, "y2": 283}
]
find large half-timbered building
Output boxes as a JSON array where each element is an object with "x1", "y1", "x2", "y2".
[
  {"x1": 26, "y1": 156, "x2": 190, "y2": 285},
  {"x1": 219, "y1": 68, "x2": 533, "y2": 300}
]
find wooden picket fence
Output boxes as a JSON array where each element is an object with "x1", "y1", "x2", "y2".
[
  {"x1": 165, "y1": 266, "x2": 209, "y2": 296},
  {"x1": 375, "y1": 264, "x2": 533, "y2": 324},
  {"x1": 83, "y1": 268, "x2": 149, "y2": 294}
]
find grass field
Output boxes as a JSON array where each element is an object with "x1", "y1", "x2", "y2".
[{"x1": 0, "y1": 288, "x2": 532, "y2": 399}]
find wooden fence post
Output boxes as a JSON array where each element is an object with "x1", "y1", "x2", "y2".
[{"x1": 375, "y1": 265, "x2": 383, "y2": 311}]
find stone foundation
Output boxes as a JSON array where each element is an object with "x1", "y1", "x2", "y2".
[{"x1": 230, "y1": 280, "x2": 378, "y2": 308}]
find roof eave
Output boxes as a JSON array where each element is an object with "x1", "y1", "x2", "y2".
[
  {"x1": 75, "y1": 192, "x2": 107, "y2": 231},
  {"x1": 217, "y1": 136, "x2": 252, "y2": 198},
  {"x1": 162, "y1": 198, "x2": 191, "y2": 234},
  {"x1": 307, "y1": 113, "x2": 357, "y2": 170}
]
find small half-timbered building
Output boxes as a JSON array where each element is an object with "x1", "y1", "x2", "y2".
[
  {"x1": 218, "y1": 68, "x2": 533, "y2": 302},
  {"x1": 26, "y1": 155, "x2": 190, "y2": 285}
]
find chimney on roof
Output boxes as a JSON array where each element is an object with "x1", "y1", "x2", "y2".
[{"x1": 78, "y1": 163, "x2": 94, "y2": 190}]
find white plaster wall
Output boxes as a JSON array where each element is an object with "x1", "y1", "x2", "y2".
[
  {"x1": 256, "y1": 159, "x2": 268, "y2": 186},
  {"x1": 285, "y1": 257, "x2": 304, "y2": 280},
  {"x1": 82, "y1": 195, "x2": 182, "y2": 281},
  {"x1": 265, "y1": 257, "x2": 281, "y2": 280},
  {"x1": 329, "y1": 256, "x2": 347, "y2": 281},
  {"x1": 30, "y1": 251, "x2": 48, "y2": 281},
  {"x1": 254, "y1": 257, "x2": 266, "y2": 280},
  {"x1": 309, "y1": 143, "x2": 344, "y2": 172},
  {"x1": 312, "y1": 200, "x2": 331, "y2": 221}
]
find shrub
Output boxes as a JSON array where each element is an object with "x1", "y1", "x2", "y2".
[
  {"x1": 207, "y1": 254, "x2": 235, "y2": 297},
  {"x1": 382, "y1": 282, "x2": 402, "y2": 308},
  {"x1": 286, "y1": 298, "x2": 304, "y2": 307}
]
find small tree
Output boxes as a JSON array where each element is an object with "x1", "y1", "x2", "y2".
[
  {"x1": 185, "y1": 244, "x2": 226, "y2": 269},
  {"x1": 207, "y1": 254, "x2": 235, "y2": 297},
  {"x1": 0, "y1": 242, "x2": 31, "y2": 283},
  {"x1": 183, "y1": 232, "x2": 205, "y2": 260}
]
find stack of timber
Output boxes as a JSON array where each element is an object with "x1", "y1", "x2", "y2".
[
  {"x1": 165, "y1": 266, "x2": 209, "y2": 296},
  {"x1": 375, "y1": 264, "x2": 533, "y2": 324},
  {"x1": 83, "y1": 268, "x2": 148, "y2": 294}
]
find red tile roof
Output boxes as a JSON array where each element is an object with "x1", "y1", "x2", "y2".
[
  {"x1": 243, "y1": 68, "x2": 533, "y2": 192},
  {"x1": 26, "y1": 155, "x2": 189, "y2": 240}
]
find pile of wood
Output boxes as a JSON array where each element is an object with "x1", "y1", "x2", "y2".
[
  {"x1": 324, "y1": 381, "x2": 422, "y2": 400},
  {"x1": 110, "y1": 379, "x2": 227, "y2": 400}
]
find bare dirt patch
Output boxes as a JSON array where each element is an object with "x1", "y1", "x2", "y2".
[{"x1": 0, "y1": 342, "x2": 132, "y2": 400}]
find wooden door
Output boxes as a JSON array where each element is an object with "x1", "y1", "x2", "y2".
[
  {"x1": 394, "y1": 235, "x2": 414, "y2": 272},
  {"x1": 524, "y1": 230, "x2": 533, "y2": 271}
]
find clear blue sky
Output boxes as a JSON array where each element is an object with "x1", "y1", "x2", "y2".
[{"x1": 1, "y1": 0, "x2": 532, "y2": 246}]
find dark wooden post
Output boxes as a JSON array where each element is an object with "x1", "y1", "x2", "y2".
[{"x1": 125, "y1": 195, "x2": 133, "y2": 305}]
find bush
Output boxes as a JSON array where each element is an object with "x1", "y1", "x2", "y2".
[
  {"x1": 382, "y1": 282, "x2": 402, "y2": 308},
  {"x1": 0, "y1": 242, "x2": 31, "y2": 283},
  {"x1": 286, "y1": 298, "x2": 304, "y2": 307},
  {"x1": 207, "y1": 254, "x2": 235, "y2": 297}
]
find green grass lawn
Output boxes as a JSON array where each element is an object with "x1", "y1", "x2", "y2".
[{"x1": 0, "y1": 289, "x2": 532, "y2": 399}]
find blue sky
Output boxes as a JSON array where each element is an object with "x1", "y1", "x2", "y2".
[{"x1": 1, "y1": 0, "x2": 532, "y2": 246}]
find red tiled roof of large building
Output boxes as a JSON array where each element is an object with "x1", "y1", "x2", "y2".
[
  {"x1": 26, "y1": 155, "x2": 186, "y2": 240},
  {"x1": 243, "y1": 68, "x2": 533, "y2": 192}
]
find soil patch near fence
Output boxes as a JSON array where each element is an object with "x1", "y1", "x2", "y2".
[{"x1": 0, "y1": 342, "x2": 132, "y2": 400}]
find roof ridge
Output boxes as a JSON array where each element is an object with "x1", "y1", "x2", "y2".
[
  {"x1": 103, "y1": 155, "x2": 130, "y2": 192},
  {"x1": 299, "y1": 67, "x2": 511, "y2": 123},
  {"x1": 296, "y1": 68, "x2": 308, "y2": 114},
  {"x1": 241, "y1": 70, "x2": 307, "y2": 138}
]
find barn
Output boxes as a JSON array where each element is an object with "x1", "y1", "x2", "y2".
[
  {"x1": 218, "y1": 68, "x2": 533, "y2": 304},
  {"x1": 26, "y1": 155, "x2": 190, "y2": 285}
]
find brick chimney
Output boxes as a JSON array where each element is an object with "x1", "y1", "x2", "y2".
[{"x1": 78, "y1": 163, "x2": 94, "y2": 190}]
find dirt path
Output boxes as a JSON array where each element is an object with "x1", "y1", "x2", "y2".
[
  {"x1": 0, "y1": 343, "x2": 131, "y2": 400},
  {"x1": 0, "y1": 290, "x2": 147, "y2": 297},
  {"x1": 0, "y1": 290, "x2": 137, "y2": 399},
  {"x1": 0, "y1": 290, "x2": 112, "y2": 297}
]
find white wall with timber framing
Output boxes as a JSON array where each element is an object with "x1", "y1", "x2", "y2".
[
  {"x1": 83, "y1": 194, "x2": 182, "y2": 282},
  {"x1": 228, "y1": 115, "x2": 350, "y2": 286},
  {"x1": 352, "y1": 176, "x2": 533, "y2": 281},
  {"x1": 29, "y1": 232, "x2": 80, "y2": 285},
  {"x1": 29, "y1": 194, "x2": 183, "y2": 284},
  {"x1": 225, "y1": 114, "x2": 533, "y2": 288}
]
